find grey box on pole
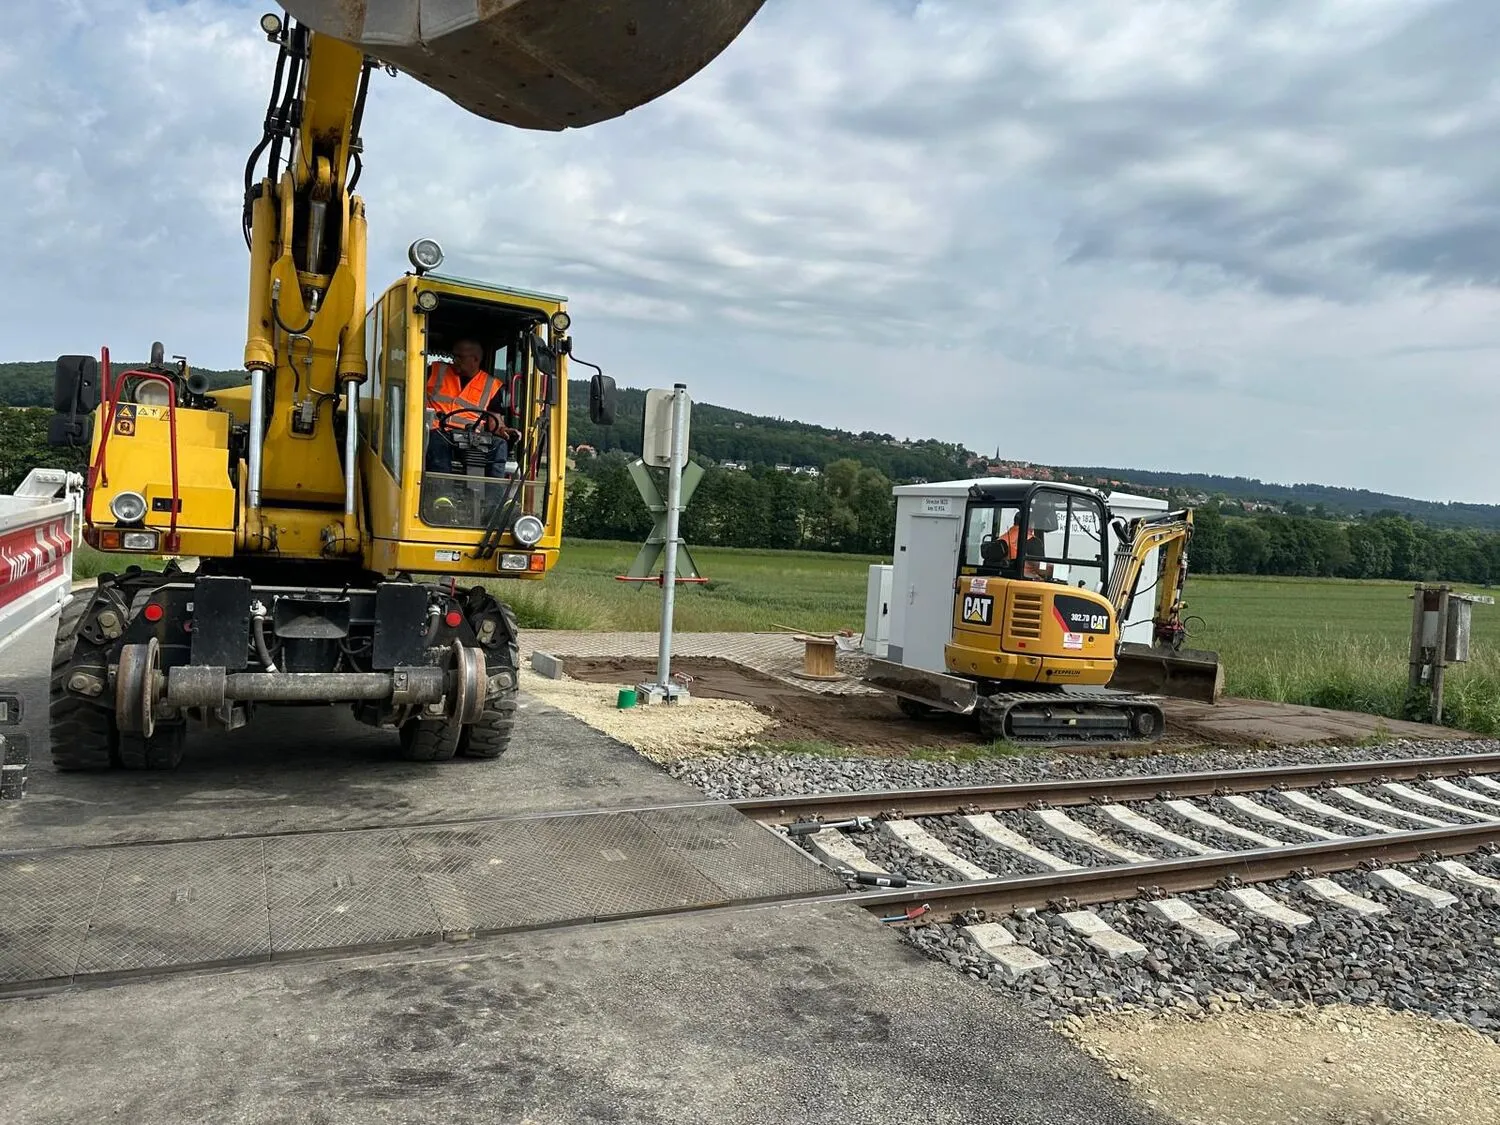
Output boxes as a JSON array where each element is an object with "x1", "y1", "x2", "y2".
[{"x1": 642, "y1": 387, "x2": 691, "y2": 469}]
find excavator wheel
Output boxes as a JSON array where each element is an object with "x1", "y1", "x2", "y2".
[
  {"x1": 456, "y1": 632, "x2": 519, "y2": 760},
  {"x1": 48, "y1": 594, "x2": 118, "y2": 771},
  {"x1": 397, "y1": 717, "x2": 459, "y2": 762},
  {"x1": 116, "y1": 725, "x2": 188, "y2": 771}
]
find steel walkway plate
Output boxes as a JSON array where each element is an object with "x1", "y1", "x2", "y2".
[{"x1": 0, "y1": 804, "x2": 841, "y2": 989}]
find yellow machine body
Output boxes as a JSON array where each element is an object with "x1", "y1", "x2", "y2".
[{"x1": 947, "y1": 576, "x2": 1118, "y2": 688}]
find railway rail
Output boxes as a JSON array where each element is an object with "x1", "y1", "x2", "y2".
[{"x1": 737, "y1": 751, "x2": 1500, "y2": 932}]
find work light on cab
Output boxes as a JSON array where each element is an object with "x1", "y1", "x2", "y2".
[{"x1": 408, "y1": 238, "x2": 443, "y2": 274}]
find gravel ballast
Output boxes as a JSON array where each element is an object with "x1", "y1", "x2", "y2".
[
  {"x1": 902, "y1": 850, "x2": 1500, "y2": 1043},
  {"x1": 668, "y1": 737, "x2": 1500, "y2": 800}
]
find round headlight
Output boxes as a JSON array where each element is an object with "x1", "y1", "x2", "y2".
[
  {"x1": 110, "y1": 490, "x2": 148, "y2": 523},
  {"x1": 408, "y1": 238, "x2": 444, "y2": 274},
  {"x1": 136, "y1": 381, "x2": 171, "y2": 407},
  {"x1": 549, "y1": 310, "x2": 571, "y2": 334},
  {"x1": 259, "y1": 13, "x2": 283, "y2": 36},
  {"x1": 416, "y1": 289, "x2": 439, "y2": 312},
  {"x1": 511, "y1": 514, "x2": 544, "y2": 547}
]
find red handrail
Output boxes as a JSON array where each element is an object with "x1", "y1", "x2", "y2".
[{"x1": 88, "y1": 362, "x2": 183, "y2": 553}]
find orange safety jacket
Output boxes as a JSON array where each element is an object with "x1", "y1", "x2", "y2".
[
  {"x1": 426, "y1": 362, "x2": 503, "y2": 429},
  {"x1": 1002, "y1": 523, "x2": 1046, "y2": 578}
]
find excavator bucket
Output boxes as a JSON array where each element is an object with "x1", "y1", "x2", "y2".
[
  {"x1": 1109, "y1": 642, "x2": 1225, "y2": 704},
  {"x1": 283, "y1": 0, "x2": 768, "y2": 131}
]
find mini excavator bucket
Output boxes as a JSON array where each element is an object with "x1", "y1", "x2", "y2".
[
  {"x1": 283, "y1": 0, "x2": 768, "y2": 131},
  {"x1": 1109, "y1": 642, "x2": 1225, "y2": 704}
]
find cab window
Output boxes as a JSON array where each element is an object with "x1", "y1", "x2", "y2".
[
  {"x1": 961, "y1": 502, "x2": 1023, "y2": 574},
  {"x1": 1026, "y1": 490, "x2": 1108, "y2": 590},
  {"x1": 381, "y1": 293, "x2": 406, "y2": 481}
]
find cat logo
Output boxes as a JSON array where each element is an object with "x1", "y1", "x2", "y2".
[
  {"x1": 961, "y1": 592, "x2": 993, "y2": 626},
  {"x1": 112, "y1": 403, "x2": 137, "y2": 437}
]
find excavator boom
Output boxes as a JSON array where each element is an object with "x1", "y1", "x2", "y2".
[{"x1": 282, "y1": 0, "x2": 767, "y2": 131}]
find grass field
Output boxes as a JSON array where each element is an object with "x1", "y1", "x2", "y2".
[{"x1": 69, "y1": 539, "x2": 1500, "y2": 735}]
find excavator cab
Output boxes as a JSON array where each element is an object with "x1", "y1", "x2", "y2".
[
  {"x1": 356, "y1": 268, "x2": 614, "y2": 578},
  {"x1": 964, "y1": 485, "x2": 1107, "y2": 589}
]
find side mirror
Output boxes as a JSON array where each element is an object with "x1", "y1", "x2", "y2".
[
  {"x1": 48, "y1": 412, "x2": 94, "y2": 448},
  {"x1": 54, "y1": 354, "x2": 101, "y2": 414},
  {"x1": 589, "y1": 372, "x2": 617, "y2": 426}
]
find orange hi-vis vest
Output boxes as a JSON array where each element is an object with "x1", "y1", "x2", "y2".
[
  {"x1": 1002, "y1": 523, "x2": 1045, "y2": 577},
  {"x1": 426, "y1": 362, "x2": 502, "y2": 429}
]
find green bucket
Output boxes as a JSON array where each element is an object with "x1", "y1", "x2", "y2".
[{"x1": 616, "y1": 688, "x2": 637, "y2": 709}]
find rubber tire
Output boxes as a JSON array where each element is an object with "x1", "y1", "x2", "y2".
[
  {"x1": 398, "y1": 718, "x2": 459, "y2": 762},
  {"x1": 116, "y1": 724, "x2": 187, "y2": 770},
  {"x1": 49, "y1": 596, "x2": 118, "y2": 771},
  {"x1": 455, "y1": 692, "x2": 517, "y2": 760},
  {"x1": 456, "y1": 638, "x2": 518, "y2": 760}
]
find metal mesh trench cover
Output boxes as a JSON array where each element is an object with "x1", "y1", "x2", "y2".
[{"x1": 0, "y1": 804, "x2": 843, "y2": 986}]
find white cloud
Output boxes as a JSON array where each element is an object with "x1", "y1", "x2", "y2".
[{"x1": 4, "y1": 0, "x2": 1500, "y2": 503}]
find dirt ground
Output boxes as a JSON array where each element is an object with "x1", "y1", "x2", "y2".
[
  {"x1": 558, "y1": 655, "x2": 985, "y2": 752},
  {"x1": 556, "y1": 655, "x2": 1257, "y2": 755},
  {"x1": 1062, "y1": 1004, "x2": 1500, "y2": 1125}
]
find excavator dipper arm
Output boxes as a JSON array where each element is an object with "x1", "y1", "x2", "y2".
[{"x1": 1106, "y1": 510, "x2": 1225, "y2": 703}]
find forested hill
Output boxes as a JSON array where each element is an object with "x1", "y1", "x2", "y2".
[
  {"x1": 563, "y1": 381, "x2": 973, "y2": 483},
  {"x1": 1058, "y1": 464, "x2": 1500, "y2": 531},
  {"x1": 3, "y1": 359, "x2": 1496, "y2": 528}
]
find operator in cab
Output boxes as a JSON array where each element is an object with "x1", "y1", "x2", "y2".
[
  {"x1": 1001, "y1": 512, "x2": 1052, "y2": 580},
  {"x1": 424, "y1": 338, "x2": 519, "y2": 478}
]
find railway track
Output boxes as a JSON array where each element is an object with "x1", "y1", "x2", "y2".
[
  {"x1": 738, "y1": 752, "x2": 1500, "y2": 986},
  {"x1": 6, "y1": 750, "x2": 1499, "y2": 1010}
]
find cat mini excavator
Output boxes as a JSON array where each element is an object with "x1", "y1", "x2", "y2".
[
  {"x1": 862, "y1": 481, "x2": 1224, "y2": 743},
  {"x1": 44, "y1": 2, "x2": 766, "y2": 771}
]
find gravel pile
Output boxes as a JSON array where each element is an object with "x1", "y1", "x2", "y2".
[
  {"x1": 667, "y1": 737, "x2": 1500, "y2": 800},
  {"x1": 902, "y1": 850, "x2": 1500, "y2": 1042}
]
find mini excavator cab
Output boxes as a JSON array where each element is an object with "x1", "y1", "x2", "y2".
[
  {"x1": 950, "y1": 483, "x2": 1118, "y2": 689},
  {"x1": 963, "y1": 485, "x2": 1108, "y2": 591}
]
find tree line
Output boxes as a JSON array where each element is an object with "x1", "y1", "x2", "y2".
[
  {"x1": 567, "y1": 452, "x2": 1500, "y2": 584},
  {"x1": 1187, "y1": 506, "x2": 1500, "y2": 584},
  {"x1": 563, "y1": 453, "x2": 898, "y2": 556}
]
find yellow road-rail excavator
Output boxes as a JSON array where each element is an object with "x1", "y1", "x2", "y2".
[
  {"x1": 44, "y1": 2, "x2": 767, "y2": 771},
  {"x1": 862, "y1": 481, "x2": 1223, "y2": 744}
]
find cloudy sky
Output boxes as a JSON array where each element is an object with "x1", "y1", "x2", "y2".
[{"x1": 6, "y1": 0, "x2": 1500, "y2": 503}]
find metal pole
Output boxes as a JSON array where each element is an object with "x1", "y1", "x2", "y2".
[{"x1": 656, "y1": 384, "x2": 687, "y2": 691}]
